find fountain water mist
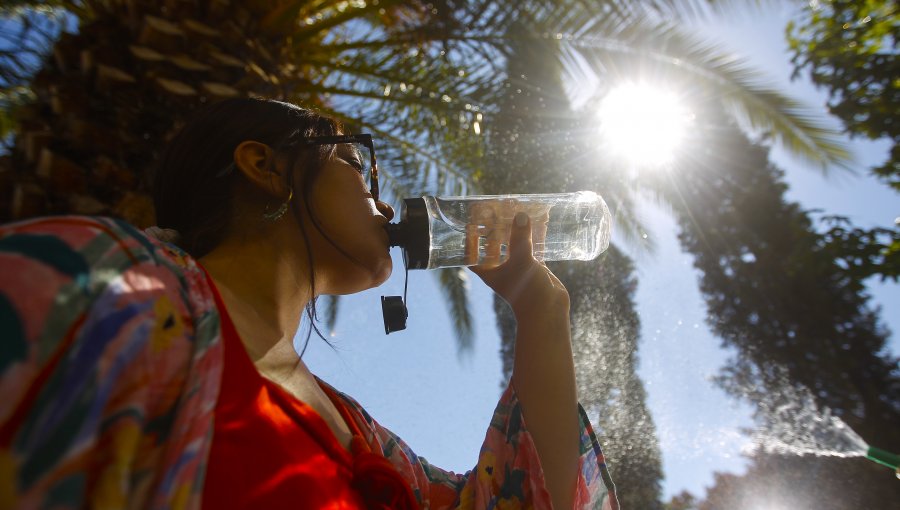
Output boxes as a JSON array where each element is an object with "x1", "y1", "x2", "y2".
[
  {"x1": 745, "y1": 373, "x2": 868, "y2": 458},
  {"x1": 739, "y1": 365, "x2": 900, "y2": 477}
]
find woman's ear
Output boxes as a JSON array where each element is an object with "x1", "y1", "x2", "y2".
[{"x1": 233, "y1": 140, "x2": 289, "y2": 199}]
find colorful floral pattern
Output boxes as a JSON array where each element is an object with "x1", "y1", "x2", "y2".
[{"x1": 0, "y1": 216, "x2": 618, "y2": 510}]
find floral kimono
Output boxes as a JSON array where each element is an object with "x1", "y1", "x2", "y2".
[{"x1": 0, "y1": 216, "x2": 618, "y2": 509}]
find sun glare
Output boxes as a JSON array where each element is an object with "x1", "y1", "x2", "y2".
[{"x1": 597, "y1": 84, "x2": 693, "y2": 166}]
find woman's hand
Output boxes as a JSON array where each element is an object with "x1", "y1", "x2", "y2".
[{"x1": 469, "y1": 212, "x2": 570, "y2": 319}]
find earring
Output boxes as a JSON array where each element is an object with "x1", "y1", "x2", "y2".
[{"x1": 263, "y1": 188, "x2": 293, "y2": 221}]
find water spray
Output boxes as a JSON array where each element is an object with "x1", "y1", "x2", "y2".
[
  {"x1": 865, "y1": 446, "x2": 900, "y2": 479},
  {"x1": 746, "y1": 370, "x2": 900, "y2": 480}
]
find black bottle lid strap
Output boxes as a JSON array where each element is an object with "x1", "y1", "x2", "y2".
[{"x1": 381, "y1": 250, "x2": 410, "y2": 334}]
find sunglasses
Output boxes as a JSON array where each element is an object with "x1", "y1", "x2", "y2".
[
  {"x1": 300, "y1": 134, "x2": 380, "y2": 202},
  {"x1": 216, "y1": 134, "x2": 380, "y2": 202}
]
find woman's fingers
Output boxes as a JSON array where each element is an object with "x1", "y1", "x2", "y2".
[
  {"x1": 533, "y1": 210, "x2": 549, "y2": 262},
  {"x1": 469, "y1": 210, "x2": 571, "y2": 316},
  {"x1": 464, "y1": 224, "x2": 479, "y2": 266},
  {"x1": 508, "y1": 212, "x2": 534, "y2": 261},
  {"x1": 482, "y1": 225, "x2": 506, "y2": 267},
  {"x1": 470, "y1": 211, "x2": 535, "y2": 272}
]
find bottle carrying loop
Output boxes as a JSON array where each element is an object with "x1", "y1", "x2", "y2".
[{"x1": 380, "y1": 250, "x2": 409, "y2": 334}]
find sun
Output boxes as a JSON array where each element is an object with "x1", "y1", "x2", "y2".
[{"x1": 596, "y1": 84, "x2": 693, "y2": 166}]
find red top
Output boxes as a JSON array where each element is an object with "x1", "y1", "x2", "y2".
[{"x1": 201, "y1": 277, "x2": 417, "y2": 510}]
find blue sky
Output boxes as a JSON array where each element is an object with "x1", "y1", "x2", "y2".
[{"x1": 305, "y1": 3, "x2": 899, "y2": 501}]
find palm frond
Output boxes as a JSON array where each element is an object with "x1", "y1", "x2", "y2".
[
  {"x1": 558, "y1": 15, "x2": 851, "y2": 172},
  {"x1": 701, "y1": 0, "x2": 785, "y2": 19},
  {"x1": 321, "y1": 294, "x2": 340, "y2": 334},
  {"x1": 436, "y1": 267, "x2": 474, "y2": 354}
]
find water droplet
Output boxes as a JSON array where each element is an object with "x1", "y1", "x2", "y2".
[
  {"x1": 383, "y1": 84, "x2": 391, "y2": 96},
  {"x1": 473, "y1": 121, "x2": 481, "y2": 135},
  {"x1": 441, "y1": 94, "x2": 452, "y2": 103}
]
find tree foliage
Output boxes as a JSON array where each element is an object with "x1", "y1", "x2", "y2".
[
  {"x1": 787, "y1": 0, "x2": 899, "y2": 189},
  {"x1": 655, "y1": 109, "x2": 900, "y2": 507},
  {"x1": 818, "y1": 214, "x2": 900, "y2": 282},
  {"x1": 674, "y1": 112, "x2": 899, "y2": 437},
  {"x1": 664, "y1": 490, "x2": 699, "y2": 510},
  {"x1": 786, "y1": 0, "x2": 900, "y2": 283}
]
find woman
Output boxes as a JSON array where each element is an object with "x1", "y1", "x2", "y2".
[{"x1": 0, "y1": 98, "x2": 618, "y2": 509}]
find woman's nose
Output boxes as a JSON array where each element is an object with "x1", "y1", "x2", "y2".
[{"x1": 376, "y1": 201, "x2": 395, "y2": 221}]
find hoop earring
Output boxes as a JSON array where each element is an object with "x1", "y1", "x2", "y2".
[{"x1": 263, "y1": 188, "x2": 293, "y2": 221}]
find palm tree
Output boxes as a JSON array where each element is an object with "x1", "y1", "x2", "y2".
[
  {"x1": 477, "y1": 20, "x2": 669, "y2": 505},
  {"x1": 0, "y1": 0, "x2": 504, "y2": 224},
  {"x1": 0, "y1": 0, "x2": 847, "y2": 321}
]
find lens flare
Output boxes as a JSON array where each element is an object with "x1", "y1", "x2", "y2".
[{"x1": 597, "y1": 84, "x2": 693, "y2": 166}]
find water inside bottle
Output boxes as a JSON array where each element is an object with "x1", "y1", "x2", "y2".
[{"x1": 423, "y1": 192, "x2": 609, "y2": 269}]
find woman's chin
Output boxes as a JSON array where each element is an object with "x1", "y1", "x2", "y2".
[
  {"x1": 369, "y1": 256, "x2": 393, "y2": 287},
  {"x1": 330, "y1": 256, "x2": 392, "y2": 295}
]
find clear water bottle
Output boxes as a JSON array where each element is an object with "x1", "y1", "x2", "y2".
[{"x1": 385, "y1": 191, "x2": 612, "y2": 270}]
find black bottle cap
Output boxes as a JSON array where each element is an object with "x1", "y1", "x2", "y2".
[
  {"x1": 384, "y1": 197, "x2": 430, "y2": 270},
  {"x1": 381, "y1": 295, "x2": 407, "y2": 334}
]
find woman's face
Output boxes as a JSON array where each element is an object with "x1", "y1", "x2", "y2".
[{"x1": 297, "y1": 143, "x2": 394, "y2": 295}]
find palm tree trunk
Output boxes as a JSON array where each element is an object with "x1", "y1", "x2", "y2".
[{"x1": 485, "y1": 21, "x2": 664, "y2": 508}]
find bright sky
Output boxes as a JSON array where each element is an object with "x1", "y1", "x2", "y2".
[{"x1": 304, "y1": 3, "x2": 899, "y2": 503}]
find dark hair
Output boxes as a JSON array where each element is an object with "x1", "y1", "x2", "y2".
[
  {"x1": 153, "y1": 97, "x2": 341, "y2": 257},
  {"x1": 153, "y1": 97, "x2": 343, "y2": 351}
]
